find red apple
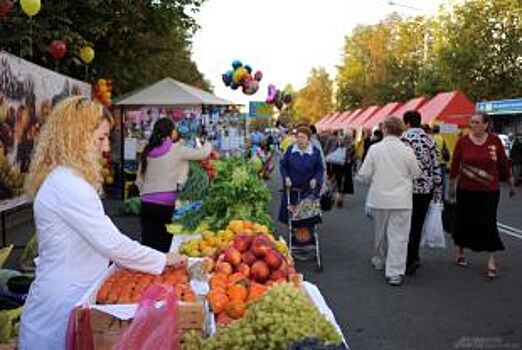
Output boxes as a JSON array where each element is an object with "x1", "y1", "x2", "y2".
[
  {"x1": 250, "y1": 261, "x2": 270, "y2": 283},
  {"x1": 237, "y1": 263, "x2": 250, "y2": 278},
  {"x1": 224, "y1": 247, "x2": 242, "y2": 266},
  {"x1": 269, "y1": 270, "x2": 287, "y2": 281},
  {"x1": 215, "y1": 262, "x2": 233, "y2": 276},
  {"x1": 250, "y1": 235, "x2": 272, "y2": 258},
  {"x1": 48, "y1": 40, "x2": 67, "y2": 60},
  {"x1": 233, "y1": 233, "x2": 252, "y2": 252},
  {"x1": 241, "y1": 251, "x2": 257, "y2": 266},
  {"x1": 264, "y1": 249, "x2": 283, "y2": 270}
]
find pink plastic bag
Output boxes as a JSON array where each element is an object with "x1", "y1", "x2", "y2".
[
  {"x1": 112, "y1": 283, "x2": 181, "y2": 350},
  {"x1": 66, "y1": 306, "x2": 95, "y2": 350}
]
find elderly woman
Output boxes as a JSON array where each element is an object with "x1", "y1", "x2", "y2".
[
  {"x1": 449, "y1": 113, "x2": 515, "y2": 279},
  {"x1": 279, "y1": 126, "x2": 324, "y2": 245},
  {"x1": 358, "y1": 117, "x2": 421, "y2": 286}
]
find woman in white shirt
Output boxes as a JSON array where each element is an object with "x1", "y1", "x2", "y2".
[
  {"x1": 19, "y1": 96, "x2": 185, "y2": 350},
  {"x1": 358, "y1": 117, "x2": 421, "y2": 286}
]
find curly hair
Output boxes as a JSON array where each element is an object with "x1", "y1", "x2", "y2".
[{"x1": 25, "y1": 96, "x2": 112, "y2": 197}]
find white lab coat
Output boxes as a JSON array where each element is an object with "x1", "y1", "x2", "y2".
[{"x1": 19, "y1": 167, "x2": 166, "y2": 350}]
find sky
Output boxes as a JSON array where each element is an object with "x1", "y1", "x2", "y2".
[{"x1": 191, "y1": 0, "x2": 452, "y2": 106}]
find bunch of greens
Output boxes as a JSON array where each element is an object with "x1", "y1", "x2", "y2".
[
  {"x1": 178, "y1": 161, "x2": 209, "y2": 201},
  {"x1": 203, "y1": 157, "x2": 273, "y2": 231}
]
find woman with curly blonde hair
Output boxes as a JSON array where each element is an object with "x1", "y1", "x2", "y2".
[{"x1": 20, "y1": 96, "x2": 186, "y2": 350}]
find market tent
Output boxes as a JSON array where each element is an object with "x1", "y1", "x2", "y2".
[
  {"x1": 330, "y1": 110, "x2": 353, "y2": 129},
  {"x1": 115, "y1": 77, "x2": 235, "y2": 106},
  {"x1": 392, "y1": 96, "x2": 429, "y2": 121},
  {"x1": 336, "y1": 108, "x2": 362, "y2": 129},
  {"x1": 318, "y1": 112, "x2": 340, "y2": 130},
  {"x1": 419, "y1": 91, "x2": 475, "y2": 127},
  {"x1": 348, "y1": 105, "x2": 381, "y2": 128},
  {"x1": 316, "y1": 112, "x2": 334, "y2": 130},
  {"x1": 323, "y1": 111, "x2": 347, "y2": 130},
  {"x1": 363, "y1": 102, "x2": 402, "y2": 128}
]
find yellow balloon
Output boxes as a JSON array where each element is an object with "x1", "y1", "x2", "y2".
[
  {"x1": 99, "y1": 85, "x2": 108, "y2": 93},
  {"x1": 80, "y1": 46, "x2": 95, "y2": 64},
  {"x1": 20, "y1": 0, "x2": 41, "y2": 17},
  {"x1": 232, "y1": 67, "x2": 248, "y2": 84}
]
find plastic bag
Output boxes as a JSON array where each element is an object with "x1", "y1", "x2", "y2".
[
  {"x1": 66, "y1": 306, "x2": 94, "y2": 350},
  {"x1": 364, "y1": 192, "x2": 373, "y2": 220},
  {"x1": 112, "y1": 284, "x2": 181, "y2": 350},
  {"x1": 421, "y1": 202, "x2": 446, "y2": 249},
  {"x1": 326, "y1": 147, "x2": 347, "y2": 165}
]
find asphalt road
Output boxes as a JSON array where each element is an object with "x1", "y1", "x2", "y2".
[{"x1": 267, "y1": 172, "x2": 522, "y2": 350}]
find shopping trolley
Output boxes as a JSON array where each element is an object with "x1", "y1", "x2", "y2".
[{"x1": 286, "y1": 188, "x2": 323, "y2": 271}]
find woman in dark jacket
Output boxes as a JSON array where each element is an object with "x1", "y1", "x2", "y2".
[
  {"x1": 279, "y1": 126, "x2": 324, "y2": 244},
  {"x1": 328, "y1": 132, "x2": 356, "y2": 208}
]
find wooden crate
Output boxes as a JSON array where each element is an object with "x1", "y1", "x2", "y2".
[{"x1": 81, "y1": 300, "x2": 207, "y2": 350}]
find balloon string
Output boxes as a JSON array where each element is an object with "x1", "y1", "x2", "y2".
[{"x1": 29, "y1": 18, "x2": 33, "y2": 58}]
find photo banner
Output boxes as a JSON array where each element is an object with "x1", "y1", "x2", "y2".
[
  {"x1": 0, "y1": 51, "x2": 91, "y2": 199},
  {"x1": 248, "y1": 101, "x2": 272, "y2": 119}
]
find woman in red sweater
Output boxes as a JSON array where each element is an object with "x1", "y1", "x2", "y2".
[{"x1": 449, "y1": 113, "x2": 516, "y2": 279}]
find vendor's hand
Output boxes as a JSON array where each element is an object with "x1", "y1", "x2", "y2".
[
  {"x1": 310, "y1": 178, "x2": 317, "y2": 189},
  {"x1": 285, "y1": 177, "x2": 292, "y2": 188},
  {"x1": 166, "y1": 253, "x2": 188, "y2": 268}
]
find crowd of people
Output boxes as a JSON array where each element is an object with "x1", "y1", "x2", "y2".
[{"x1": 276, "y1": 110, "x2": 517, "y2": 286}]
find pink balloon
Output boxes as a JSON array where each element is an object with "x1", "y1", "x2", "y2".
[{"x1": 266, "y1": 84, "x2": 278, "y2": 104}]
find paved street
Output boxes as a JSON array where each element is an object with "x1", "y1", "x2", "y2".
[{"x1": 3, "y1": 174, "x2": 521, "y2": 350}]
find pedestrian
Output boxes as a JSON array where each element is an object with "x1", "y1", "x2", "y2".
[
  {"x1": 432, "y1": 125, "x2": 451, "y2": 194},
  {"x1": 279, "y1": 126, "x2": 324, "y2": 246},
  {"x1": 448, "y1": 113, "x2": 516, "y2": 279},
  {"x1": 328, "y1": 131, "x2": 356, "y2": 208},
  {"x1": 137, "y1": 117, "x2": 212, "y2": 252},
  {"x1": 357, "y1": 117, "x2": 421, "y2": 286},
  {"x1": 401, "y1": 110, "x2": 442, "y2": 275},
  {"x1": 20, "y1": 96, "x2": 186, "y2": 349},
  {"x1": 362, "y1": 128, "x2": 383, "y2": 163}
]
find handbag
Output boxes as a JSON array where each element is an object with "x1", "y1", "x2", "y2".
[{"x1": 326, "y1": 147, "x2": 347, "y2": 165}]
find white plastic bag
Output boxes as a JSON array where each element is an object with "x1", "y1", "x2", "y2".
[
  {"x1": 326, "y1": 147, "x2": 346, "y2": 165},
  {"x1": 421, "y1": 201, "x2": 446, "y2": 249}
]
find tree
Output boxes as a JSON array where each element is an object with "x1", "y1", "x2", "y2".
[
  {"x1": 293, "y1": 67, "x2": 334, "y2": 124},
  {"x1": 0, "y1": 0, "x2": 210, "y2": 94}
]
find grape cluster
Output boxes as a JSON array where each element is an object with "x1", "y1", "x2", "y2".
[{"x1": 182, "y1": 283, "x2": 342, "y2": 350}]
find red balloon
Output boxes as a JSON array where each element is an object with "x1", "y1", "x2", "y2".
[
  {"x1": 48, "y1": 40, "x2": 67, "y2": 60},
  {"x1": 0, "y1": 0, "x2": 13, "y2": 20}
]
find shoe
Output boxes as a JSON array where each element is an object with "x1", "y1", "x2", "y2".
[
  {"x1": 371, "y1": 256, "x2": 384, "y2": 271},
  {"x1": 456, "y1": 256, "x2": 468, "y2": 268},
  {"x1": 485, "y1": 266, "x2": 499, "y2": 280},
  {"x1": 387, "y1": 275, "x2": 403, "y2": 286},
  {"x1": 405, "y1": 260, "x2": 420, "y2": 275}
]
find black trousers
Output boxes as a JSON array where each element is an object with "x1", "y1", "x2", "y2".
[
  {"x1": 140, "y1": 201, "x2": 175, "y2": 253},
  {"x1": 407, "y1": 192, "x2": 433, "y2": 267}
]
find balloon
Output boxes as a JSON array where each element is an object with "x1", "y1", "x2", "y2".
[
  {"x1": 243, "y1": 80, "x2": 259, "y2": 95},
  {"x1": 98, "y1": 79, "x2": 107, "y2": 86},
  {"x1": 283, "y1": 92, "x2": 293, "y2": 104},
  {"x1": 232, "y1": 60, "x2": 242, "y2": 70},
  {"x1": 244, "y1": 64, "x2": 252, "y2": 74},
  {"x1": 48, "y1": 40, "x2": 67, "y2": 60},
  {"x1": 222, "y1": 71, "x2": 233, "y2": 86},
  {"x1": 275, "y1": 99, "x2": 283, "y2": 110},
  {"x1": 99, "y1": 84, "x2": 108, "y2": 94},
  {"x1": 254, "y1": 70, "x2": 263, "y2": 82},
  {"x1": 232, "y1": 67, "x2": 248, "y2": 84},
  {"x1": 230, "y1": 82, "x2": 240, "y2": 90},
  {"x1": 80, "y1": 46, "x2": 95, "y2": 64},
  {"x1": 0, "y1": 0, "x2": 14, "y2": 20},
  {"x1": 266, "y1": 84, "x2": 278, "y2": 103},
  {"x1": 20, "y1": 0, "x2": 40, "y2": 17}
]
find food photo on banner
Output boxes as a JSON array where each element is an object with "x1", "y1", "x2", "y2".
[{"x1": 0, "y1": 51, "x2": 91, "y2": 200}]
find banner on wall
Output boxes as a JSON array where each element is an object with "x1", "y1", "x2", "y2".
[{"x1": 0, "y1": 51, "x2": 91, "y2": 199}]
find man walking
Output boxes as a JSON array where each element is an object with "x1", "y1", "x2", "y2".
[{"x1": 401, "y1": 111, "x2": 442, "y2": 275}]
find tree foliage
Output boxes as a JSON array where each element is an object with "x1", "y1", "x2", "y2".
[
  {"x1": 0, "y1": 0, "x2": 210, "y2": 94},
  {"x1": 293, "y1": 67, "x2": 334, "y2": 124},
  {"x1": 336, "y1": 0, "x2": 521, "y2": 109}
]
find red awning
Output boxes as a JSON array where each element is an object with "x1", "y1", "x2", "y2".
[
  {"x1": 348, "y1": 105, "x2": 381, "y2": 128},
  {"x1": 363, "y1": 102, "x2": 403, "y2": 128},
  {"x1": 316, "y1": 112, "x2": 333, "y2": 127},
  {"x1": 419, "y1": 91, "x2": 475, "y2": 127},
  {"x1": 321, "y1": 112, "x2": 344, "y2": 130},
  {"x1": 392, "y1": 96, "x2": 429, "y2": 121},
  {"x1": 336, "y1": 108, "x2": 363, "y2": 129},
  {"x1": 328, "y1": 110, "x2": 351, "y2": 130}
]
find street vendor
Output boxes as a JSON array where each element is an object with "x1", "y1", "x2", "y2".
[
  {"x1": 20, "y1": 96, "x2": 187, "y2": 350},
  {"x1": 136, "y1": 117, "x2": 212, "y2": 252}
]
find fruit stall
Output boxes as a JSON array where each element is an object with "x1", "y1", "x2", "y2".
[{"x1": 70, "y1": 156, "x2": 349, "y2": 349}]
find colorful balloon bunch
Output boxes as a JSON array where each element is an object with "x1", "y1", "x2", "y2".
[
  {"x1": 93, "y1": 79, "x2": 113, "y2": 107},
  {"x1": 222, "y1": 60, "x2": 263, "y2": 95},
  {"x1": 266, "y1": 84, "x2": 292, "y2": 110}
]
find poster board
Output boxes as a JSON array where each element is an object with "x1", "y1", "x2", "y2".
[{"x1": 0, "y1": 51, "x2": 91, "y2": 200}]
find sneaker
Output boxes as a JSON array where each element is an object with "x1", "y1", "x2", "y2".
[
  {"x1": 387, "y1": 275, "x2": 403, "y2": 286},
  {"x1": 371, "y1": 256, "x2": 385, "y2": 271}
]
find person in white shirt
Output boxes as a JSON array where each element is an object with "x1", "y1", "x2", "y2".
[
  {"x1": 20, "y1": 96, "x2": 186, "y2": 350},
  {"x1": 357, "y1": 117, "x2": 421, "y2": 286}
]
